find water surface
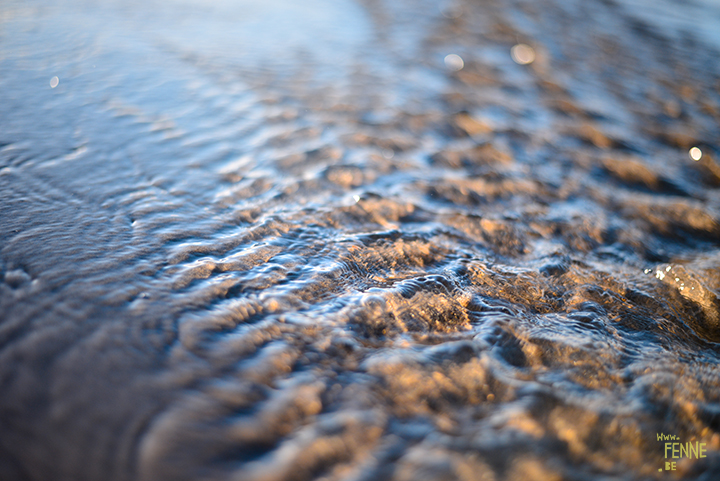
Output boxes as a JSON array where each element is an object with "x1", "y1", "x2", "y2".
[{"x1": 1, "y1": 0, "x2": 720, "y2": 480}]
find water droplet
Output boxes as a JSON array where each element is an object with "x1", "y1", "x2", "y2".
[{"x1": 50, "y1": 76, "x2": 59, "y2": 88}]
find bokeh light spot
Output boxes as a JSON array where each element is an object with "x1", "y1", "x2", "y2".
[
  {"x1": 444, "y1": 53, "x2": 464, "y2": 71},
  {"x1": 511, "y1": 44, "x2": 535, "y2": 65},
  {"x1": 689, "y1": 146, "x2": 702, "y2": 161}
]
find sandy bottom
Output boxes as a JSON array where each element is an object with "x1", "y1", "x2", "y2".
[{"x1": 1, "y1": 0, "x2": 720, "y2": 480}]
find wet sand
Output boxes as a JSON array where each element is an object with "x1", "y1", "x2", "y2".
[{"x1": 1, "y1": 0, "x2": 720, "y2": 480}]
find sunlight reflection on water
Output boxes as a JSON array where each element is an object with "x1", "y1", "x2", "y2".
[{"x1": 2, "y1": 0, "x2": 720, "y2": 480}]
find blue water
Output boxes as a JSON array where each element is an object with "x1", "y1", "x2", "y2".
[{"x1": 1, "y1": 0, "x2": 720, "y2": 480}]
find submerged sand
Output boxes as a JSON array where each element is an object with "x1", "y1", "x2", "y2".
[{"x1": 1, "y1": 0, "x2": 720, "y2": 480}]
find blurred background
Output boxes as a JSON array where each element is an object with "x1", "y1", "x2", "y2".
[{"x1": 1, "y1": 1, "x2": 720, "y2": 480}]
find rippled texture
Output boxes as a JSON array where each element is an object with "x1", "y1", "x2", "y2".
[{"x1": 2, "y1": 0, "x2": 720, "y2": 480}]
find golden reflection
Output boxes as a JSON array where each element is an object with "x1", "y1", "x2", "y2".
[
  {"x1": 689, "y1": 146, "x2": 702, "y2": 161},
  {"x1": 511, "y1": 43, "x2": 535, "y2": 65}
]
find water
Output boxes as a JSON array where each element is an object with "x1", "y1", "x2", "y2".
[{"x1": 1, "y1": 0, "x2": 720, "y2": 480}]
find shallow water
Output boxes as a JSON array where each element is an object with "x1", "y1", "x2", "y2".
[{"x1": 1, "y1": 0, "x2": 720, "y2": 480}]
